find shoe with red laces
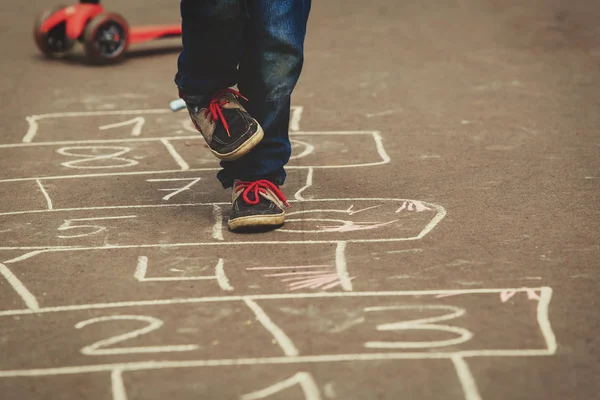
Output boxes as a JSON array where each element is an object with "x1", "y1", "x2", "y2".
[
  {"x1": 228, "y1": 179, "x2": 291, "y2": 231},
  {"x1": 183, "y1": 88, "x2": 264, "y2": 161}
]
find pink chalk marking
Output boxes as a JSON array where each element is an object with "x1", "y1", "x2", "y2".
[
  {"x1": 287, "y1": 275, "x2": 335, "y2": 287},
  {"x1": 500, "y1": 288, "x2": 541, "y2": 303},
  {"x1": 246, "y1": 265, "x2": 330, "y2": 271},
  {"x1": 500, "y1": 290, "x2": 517, "y2": 302},
  {"x1": 319, "y1": 220, "x2": 397, "y2": 233},
  {"x1": 395, "y1": 201, "x2": 432, "y2": 213},
  {"x1": 281, "y1": 274, "x2": 332, "y2": 282},
  {"x1": 289, "y1": 276, "x2": 337, "y2": 291},
  {"x1": 287, "y1": 273, "x2": 354, "y2": 291},
  {"x1": 322, "y1": 277, "x2": 356, "y2": 290}
]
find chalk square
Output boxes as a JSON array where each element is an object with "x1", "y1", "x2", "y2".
[
  {"x1": 122, "y1": 360, "x2": 464, "y2": 400},
  {"x1": 254, "y1": 291, "x2": 552, "y2": 355},
  {"x1": 0, "y1": 303, "x2": 282, "y2": 371},
  {"x1": 0, "y1": 142, "x2": 190, "y2": 181},
  {"x1": 0, "y1": 244, "x2": 343, "y2": 310},
  {"x1": 0, "y1": 199, "x2": 445, "y2": 249}
]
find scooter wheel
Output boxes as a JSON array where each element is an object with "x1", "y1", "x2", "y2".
[
  {"x1": 34, "y1": 5, "x2": 76, "y2": 58},
  {"x1": 83, "y1": 12, "x2": 129, "y2": 65}
]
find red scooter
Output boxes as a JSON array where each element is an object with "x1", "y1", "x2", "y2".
[{"x1": 34, "y1": 2, "x2": 181, "y2": 65}]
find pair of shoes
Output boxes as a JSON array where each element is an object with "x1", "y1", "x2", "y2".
[{"x1": 182, "y1": 89, "x2": 289, "y2": 231}]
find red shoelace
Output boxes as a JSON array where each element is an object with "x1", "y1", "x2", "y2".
[
  {"x1": 235, "y1": 180, "x2": 291, "y2": 207},
  {"x1": 204, "y1": 88, "x2": 248, "y2": 137}
]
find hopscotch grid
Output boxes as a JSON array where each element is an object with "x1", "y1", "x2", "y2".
[{"x1": 5, "y1": 108, "x2": 553, "y2": 399}]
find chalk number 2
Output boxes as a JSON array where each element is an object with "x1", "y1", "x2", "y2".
[{"x1": 75, "y1": 315, "x2": 198, "y2": 355}]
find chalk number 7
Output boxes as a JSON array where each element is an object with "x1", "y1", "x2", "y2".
[{"x1": 57, "y1": 216, "x2": 137, "y2": 238}]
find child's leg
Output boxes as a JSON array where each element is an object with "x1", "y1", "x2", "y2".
[
  {"x1": 175, "y1": 0, "x2": 246, "y2": 105},
  {"x1": 216, "y1": 0, "x2": 312, "y2": 189}
]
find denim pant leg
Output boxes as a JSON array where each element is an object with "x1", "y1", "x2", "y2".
[
  {"x1": 175, "y1": 0, "x2": 245, "y2": 104},
  {"x1": 216, "y1": 0, "x2": 312, "y2": 188}
]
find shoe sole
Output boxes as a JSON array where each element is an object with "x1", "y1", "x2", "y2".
[
  {"x1": 228, "y1": 212, "x2": 285, "y2": 231},
  {"x1": 211, "y1": 124, "x2": 264, "y2": 162}
]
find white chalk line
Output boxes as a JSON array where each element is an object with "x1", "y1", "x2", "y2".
[
  {"x1": 12, "y1": 135, "x2": 198, "y2": 149},
  {"x1": 216, "y1": 258, "x2": 233, "y2": 291},
  {"x1": 35, "y1": 179, "x2": 53, "y2": 210},
  {"x1": 212, "y1": 205, "x2": 224, "y2": 241},
  {"x1": 372, "y1": 132, "x2": 391, "y2": 164},
  {"x1": 289, "y1": 138, "x2": 315, "y2": 160},
  {"x1": 4, "y1": 250, "x2": 46, "y2": 264},
  {"x1": 0, "y1": 163, "x2": 391, "y2": 184},
  {"x1": 0, "y1": 263, "x2": 39, "y2": 311},
  {"x1": 290, "y1": 106, "x2": 303, "y2": 132},
  {"x1": 452, "y1": 355, "x2": 482, "y2": 400},
  {"x1": 294, "y1": 167, "x2": 314, "y2": 201},
  {"x1": 160, "y1": 139, "x2": 189, "y2": 171},
  {"x1": 15, "y1": 126, "x2": 378, "y2": 148},
  {"x1": 0, "y1": 348, "x2": 557, "y2": 378},
  {"x1": 243, "y1": 298, "x2": 299, "y2": 356},
  {"x1": 0, "y1": 159, "x2": 390, "y2": 183},
  {"x1": 111, "y1": 368, "x2": 128, "y2": 400},
  {"x1": 537, "y1": 287, "x2": 556, "y2": 353},
  {"x1": 335, "y1": 241, "x2": 353, "y2": 291},
  {"x1": 0, "y1": 237, "x2": 434, "y2": 251},
  {"x1": 0, "y1": 287, "x2": 551, "y2": 317}
]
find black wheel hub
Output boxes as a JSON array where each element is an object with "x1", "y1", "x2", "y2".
[
  {"x1": 94, "y1": 22, "x2": 126, "y2": 57},
  {"x1": 45, "y1": 22, "x2": 71, "y2": 53}
]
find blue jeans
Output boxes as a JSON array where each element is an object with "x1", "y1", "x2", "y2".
[{"x1": 175, "y1": 0, "x2": 311, "y2": 189}]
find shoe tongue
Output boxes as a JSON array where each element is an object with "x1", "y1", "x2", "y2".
[{"x1": 246, "y1": 188, "x2": 263, "y2": 202}]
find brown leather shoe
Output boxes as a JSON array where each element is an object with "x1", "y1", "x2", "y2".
[{"x1": 185, "y1": 89, "x2": 264, "y2": 161}]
